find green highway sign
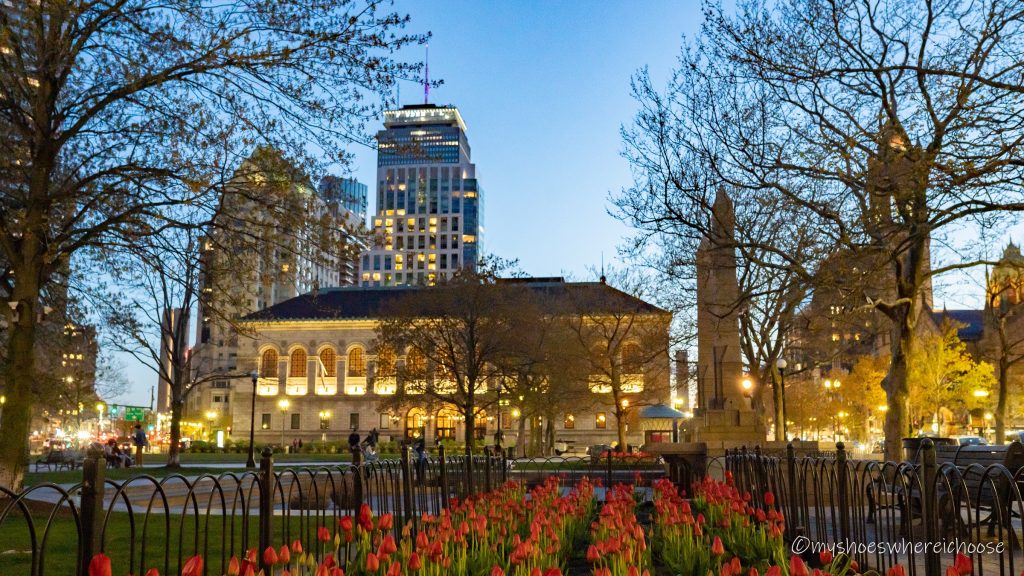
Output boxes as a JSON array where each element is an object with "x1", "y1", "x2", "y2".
[{"x1": 124, "y1": 407, "x2": 145, "y2": 422}]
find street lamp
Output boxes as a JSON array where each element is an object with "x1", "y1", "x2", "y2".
[
  {"x1": 776, "y1": 358, "x2": 788, "y2": 439},
  {"x1": 278, "y1": 398, "x2": 290, "y2": 447},
  {"x1": 96, "y1": 402, "x2": 105, "y2": 436},
  {"x1": 205, "y1": 410, "x2": 217, "y2": 441},
  {"x1": 246, "y1": 370, "x2": 258, "y2": 468}
]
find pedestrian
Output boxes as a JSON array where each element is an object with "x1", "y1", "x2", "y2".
[
  {"x1": 131, "y1": 425, "x2": 148, "y2": 467},
  {"x1": 348, "y1": 428, "x2": 361, "y2": 457},
  {"x1": 298, "y1": 438, "x2": 303, "y2": 449},
  {"x1": 413, "y1": 437, "x2": 427, "y2": 485}
]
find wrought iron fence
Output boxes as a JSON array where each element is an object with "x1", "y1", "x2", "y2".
[
  {"x1": 0, "y1": 445, "x2": 666, "y2": 576},
  {"x1": 724, "y1": 441, "x2": 1024, "y2": 576}
]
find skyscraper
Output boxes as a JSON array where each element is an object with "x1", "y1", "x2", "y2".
[{"x1": 359, "y1": 104, "x2": 483, "y2": 286}]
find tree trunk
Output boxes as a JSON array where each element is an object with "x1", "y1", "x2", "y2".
[
  {"x1": 0, "y1": 301, "x2": 38, "y2": 490},
  {"x1": 996, "y1": 355, "x2": 1008, "y2": 445},
  {"x1": 615, "y1": 407, "x2": 628, "y2": 451},
  {"x1": 771, "y1": 365, "x2": 785, "y2": 442},
  {"x1": 515, "y1": 415, "x2": 527, "y2": 457},
  {"x1": 166, "y1": 396, "x2": 183, "y2": 468},
  {"x1": 882, "y1": 308, "x2": 913, "y2": 462}
]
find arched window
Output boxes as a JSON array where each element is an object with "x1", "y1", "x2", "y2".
[
  {"x1": 377, "y1": 346, "x2": 396, "y2": 377},
  {"x1": 260, "y1": 349, "x2": 279, "y2": 378},
  {"x1": 319, "y1": 347, "x2": 336, "y2": 377},
  {"x1": 348, "y1": 347, "x2": 366, "y2": 377},
  {"x1": 405, "y1": 408, "x2": 426, "y2": 439},
  {"x1": 289, "y1": 348, "x2": 307, "y2": 378}
]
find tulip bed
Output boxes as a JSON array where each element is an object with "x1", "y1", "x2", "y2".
[{"x1": 84, "y1": 472, "x2": 988, "y2": 576}]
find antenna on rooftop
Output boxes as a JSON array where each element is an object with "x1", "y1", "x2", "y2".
[
  {"x1": 424, "y1": 44, "x2": 430, "y2": 104},
  {"x1": 600, "y1": 252, "x2": 606, "y2": 284}
]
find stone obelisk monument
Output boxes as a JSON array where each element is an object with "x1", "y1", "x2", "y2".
[{"x1": 693, "y1": 189, "x2": 762, "y2": 444}]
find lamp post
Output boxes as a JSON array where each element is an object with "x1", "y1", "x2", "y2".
[
  {"x1": 246, "y1": 370, "x2": 258, "y2": 468},
  {"x1": 823, "y1": 379, "x2": 841, "y2": 441},
  {"x1": 205, "y1": 410, "x2": 217, "y2": 441},
  {"x1": 776, "y1": 358, "x2": 788, "y2": 440},
  {"x1": 278, "y1": 398, "x2": 290, "y2": 447}
]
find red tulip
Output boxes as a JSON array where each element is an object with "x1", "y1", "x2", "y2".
[
  {"x1": 711, "y1": 536, "x2": 725, "y2": 556},
  {"x1": 544, "y1": 569, "x2": 563, "y2": 576},
  {"x1": 318, "y1": 525, "x2": 331, "y2": 542},
  {"x1": 791, "y1": 556, "x2": 809, "y2": 576},
  {"x1": 339, "y1": 516, "x2": 354, "y2": 533},
  {"x1": 228, "y1": 556, "x2": 241, "y2": 576},
  {"x1": 245, "y1": 548, "x2": 258, "y2": 563},
  {"x1": 145, "y1": 569, "x2": 159, "y2": 576},
  {"x1": 88, "y1": 554, "x2": 112, "y2": 576},
  {"x1": 766, "y1": 567, "x2": 782, "y2": 576},
  {"x1": 366, "y1": 552, "x2": 380, "y2": 572},
  {"x1": 263, "y1": 546, "x2": 278, "y2": 566},
  {"x1": 278, "y1": 544, "x2": 291, "y2": 565},
  {"x1": 628, "y1": 567, "x2": 640, "y2": 576},
  {"x1": 490, "y1": 567, "x2": 506, "y2": 576},
  {"x1": 378, "y1": 513, "x2": 394, "y2": 531},
  {"x1": 359, "y1": 503, "x2": 374, "y2": 531},
  {"x1": 182, "y1": 555, "x2": 204, "y2": 576},
  {"x1": 241, "y1": 565, "x2": 255, "y2": 576},
  {"x1": 530, "y1": 568, "x2": 542, "y2": 576},
  {"x1": 749, "y1": 568, "x2": 760, "y2": 576},
  {"x1": 820, "y1": 550, "x2": 834, "y2": 565},
  {"x1": 315, "y1": 565, "x2": 329, "y2": 576},
  {"x1": 388, "y1": 561, "x2": 402, "y2": 576},
  {"x1": 291, "y1": 539, "x2": 303, "y2": 554},
  {"x1": 887, "y1": 566, "x2": 907, "y2": 576},
  {"x1": 947, "y1": 568, "x2": 960, "y2": 576},
  {"x1": 764, "y1": 491, "x2": 775, "y2": 507},
  {"x1": 381, "y1": 534, "x2": 398, "y2": 555},
  {"x1": 330, "y1": 568, "x2": 345, "y2": 576},
  {"x1": 851, "y1": 559, "x2": 860, "y2": 572},
  {"x1": 587, "y1": 544, "x2": 601, "y2": 562},
  {"x1": 955, "y1": 553, "x2": 973, "y2": 576}
]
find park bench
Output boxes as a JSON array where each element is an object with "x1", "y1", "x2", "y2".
[
  {"x1": 34, "y1": 450, "x2": 71, "y2": 472},
  {"x1": 932, "y1": 442, "x2": 1024, "y2": 542},
  {"x1": 867, "y1": 441, "x2": 1024, "y2": 543}
]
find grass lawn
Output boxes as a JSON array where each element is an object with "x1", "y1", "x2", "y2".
[{"x1": 0, "y1": 509, "x2": 336, "y2": 576}]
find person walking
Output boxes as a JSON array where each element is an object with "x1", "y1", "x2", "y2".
[
  {"x1": 131, "y1": 425, "x2": 148, "y2": 466},
  {"x1": 348, "y1": 428, "x2": 361, "y2": 457}
]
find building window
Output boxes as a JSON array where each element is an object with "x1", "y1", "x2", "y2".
[
  {"x1": 289, "y1": 348, "x2": 307, "y2": 378},
  {"x1": 319, "y1": 347, "x2": 336, "y2": 377},
  {"x1": 213, "y1": 380, "x2": 229, "y2": 389},
  {"x1": 319, "y1": 412, "x2": 331, "y2": 430},
  {"x1": 260, "y1": 349, "x2": 278, "y2": 378},
  {"x1": 348, "y1": 347, "x2": 366, "y2": 377},
  {"x1": 564, "y1": 414, "x2": 575, "y2": 429},
  {"x1": 290, "y1": 413, "x2": 300, "y2": 430},
  {"x1": 379, "y1": 413, "x2": 391, "y2": 430},
  {"x1": 349, "y1": 413, "x2": 360, "y2": 430},
  {"x1": 261, "y1": 414, "x2": 271, "y2": 430},
  {"x1": 596, "y1": 412, "x2": 607, "y2": 429},
  {"x1": 377, "y1": 346, "x2": 396, "y2": 377},
  {"x1": 436, "y1": 410, "x2": 456, "y2": 440}
]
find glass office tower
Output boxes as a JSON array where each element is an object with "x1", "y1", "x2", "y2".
[{"x1": 360, "y1": 104, "x2": 483, "y2": 286}]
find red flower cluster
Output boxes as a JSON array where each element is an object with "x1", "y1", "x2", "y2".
[{"x1": 588, "y1": 483, "x2": 650, "y2": 576}]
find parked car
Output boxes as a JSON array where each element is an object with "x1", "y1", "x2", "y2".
[
  {"x1": 586, "y1": 444, "x2": 612, "y2": 463},
  {"x1": 956, "y1": 436, "x2": 987, "y2": 446},
  {"x1": 553, "y1": 440, "x2": 571, "y2": 456}
]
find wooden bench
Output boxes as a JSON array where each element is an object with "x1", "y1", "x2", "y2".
[
  {"x1": 34, "y1": 450, "x2": 71, "y2": 472},
  {"x1": 932, "y1": 442, "x2": 1024, "y2": 541}
]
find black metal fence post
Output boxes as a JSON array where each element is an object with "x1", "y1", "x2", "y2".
[
  {"x1": 438, "y1": 444, "x2": 449, "y2": 509},
  {"x1": 786, "y1": 442, "x2": 799, "y2": 540},
  {"x1": 500, "y1": 449, "x2": 508, "y2": 483},
  {"x1": 258, "y1": 447, "x2": 274, "y2": 571},
  {"x1": 400, "y1": 444, "x2": 414, "y2": 528},
  {"x1": 78, "y1": 447, "x2": 106, "y2": 576},
  {"x1": 484, "y1": 451, "x2": 492, "y2": 492},
  {"x1": 836, "y1": 442, "x2": 850, "y2": 543},
  {"x1": 921, "y1": 438, "x2": 940, "y2": 576},
  {"x1": 352, "y1": 449, "x2": 364, "y2": 512},
  {"x1": 606, "y1": 447, "x2": 613, "y2": 488}
]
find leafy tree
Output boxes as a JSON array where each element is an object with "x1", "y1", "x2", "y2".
[
  {"x1": 619, "y1": 0, "x2": 1024, "y2": 460},
  {"x1": 0, "y1": 0, "x2": 423, "y2": 487},
  {"x1": 842, "y1": 354, "x2": 890, "y2": 442},
  {"x1": 909, "y1": 321, "x2": 995, "y2": 436}
]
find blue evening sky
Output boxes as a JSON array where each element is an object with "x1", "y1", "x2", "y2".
[{"x1": 115, "y1": 1, "x2": 705, "y2": 405}]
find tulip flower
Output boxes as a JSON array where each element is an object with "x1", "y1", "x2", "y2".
[
  {"x1": 330, "y1": 568, "x2": 345, "y2": 576},
  {"x1": 887, "y1": 566, "x2": 907, "y2": 576},
  {"x1": 764, "y1": 491, "x2": 775, "y2": 507},
  {"x1": 145, "y1": 569, "x2": 159, "y2": 576},
  {"x1": 955, "y1": 553, "x2": 973, "y2": 576},
  {"x1": 263, "y1": 546, "x2": 279, "y2": 566},
  {"x1": 88, "y1": 554, "x2": 112, "y2": 576},
  {"x1": 490, "y1": 567, "x2": 506, "y2": 576},
  {"x1": 711, "y1": 536, "x2": 725, "y2": 556},
  {"x1": 359, "y1": 503, "x2": 374, "y2": 531},
  {"x1": 544, "y1": 569, "x2": 563, "y2": 576},
  {"x1": 317, "y1": 526, "x2": 331, "y2": 542},
  {"x1": 366, "y1": 552, "x2": 380, "y2": 572},
  {"x1": 290, "y1": 539, "x2": 303, "y2": 554},
  {"x1": 820, "y1": 550, "x2": 833, "y2": 565},
  {"x1": 182, "y1": 555, "x2": 204, "y2": 576},
  {"x1": 587, "y1": 544, "x2": 601, "y2": 562},
  {"x1": 947, "y1": 568, "x2": 960, "y2": 576},
  {"x1": 791, "y1": 556, "x2": 809, "y2": 576},
  {"x1": 278, "y1": 544, "x2": 291, "y2": 565},
  {"x1": 386, "y1": 561, "x2": 401, "y2": 576},
  {"x1": 228, "y1": 556, "x2": 241, "y2": 576},
  {"x1": 378, "y1": 513, "x2": 394, "y2": 531}
]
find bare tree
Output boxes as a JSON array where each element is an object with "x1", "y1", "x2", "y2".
[
  {"x1": 619, "y1": 0, "x2": 1024, "y2": 460},
  {"x1": 559, "y1": 269, "x2": 672, "y2": 449},
  {"x1": 0, "y1": 0, "x2": 424, "y2": 487}
]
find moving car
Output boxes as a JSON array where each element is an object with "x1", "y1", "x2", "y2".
[{"x1": 956, "y1": 436, "x2": 987, "y2": 446}]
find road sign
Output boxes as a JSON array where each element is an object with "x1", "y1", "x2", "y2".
[{"x1": 125, "y1": 407, "x2": 145, "y2": 422}]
